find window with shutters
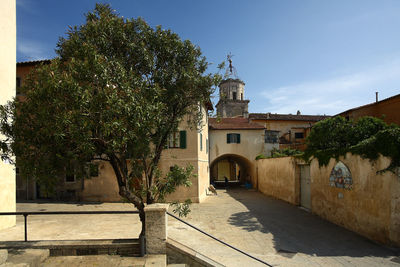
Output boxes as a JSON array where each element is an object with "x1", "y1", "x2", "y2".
[
  {"x1": 265, "y1": 130, "x2": 279, "y2": 143},
  {"x1": 167, "y1": 130, "x2": 187, "y2": 149},
  {"x1": 227, "y1": 133, "x2": 240, "y2": 144},
  {"x1": 65, "y1": 165, "x2": 76, "y2": 183}
]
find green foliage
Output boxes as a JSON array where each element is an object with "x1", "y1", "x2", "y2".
[
  {"x1": 0, "y1": 4, "x2": 221, "y2": 231},
  {"x1": 171, "y1": 199, "x2": 192, "y2": 217},
  {"x1": 304, "y1": 116, "x2": 400, "y2": 172},
  {"x1": 255, "y1": 154, "x2": 268, "y2": 160},
  {"x1": 256, "y1": 148, "x2": 303, "y2": 160}
]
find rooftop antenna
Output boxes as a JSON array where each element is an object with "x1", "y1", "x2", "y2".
[{"x1": 224, "y1": 52, "x2": 239, "y2": 79}]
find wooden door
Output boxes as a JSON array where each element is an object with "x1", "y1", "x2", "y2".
[{"x1": 300, "y1": 165, "x2": 311, "y2": 210}]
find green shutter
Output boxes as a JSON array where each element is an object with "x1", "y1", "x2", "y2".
[
  {"x1": 237, "y1": 134, "x2": 241, "y2": 144},
  {"x1": 200, "y1": 133, "x2": 203, "y2": 151},
  {"x1": 180, "y1": 130, "x2": 187, "y2": 149},
  {"x1": 227, "y1": 133, "x2": 231, "y2": 144}
]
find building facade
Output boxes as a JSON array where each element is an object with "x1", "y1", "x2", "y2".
[
  {"x1": 16, "y1": 61, "x2": 211, "y2": 203},
  {"x1": 0, "y1": 0, "x2": 16, "y2": 230},
  {"x1": 250, "y1": 113, "x2": 329, "y2": 151},
  {"x1": 336, "y1": 93, "x2": 400, "y2": 125}
]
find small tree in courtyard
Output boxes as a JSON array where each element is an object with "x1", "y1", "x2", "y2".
[{"x1": 0, "y1": 4, "x2": 220, "y2": 235}]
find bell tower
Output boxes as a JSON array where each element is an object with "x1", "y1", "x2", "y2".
[{"x1": 216, "y1": 54, "x2": 249, "y2": 118}]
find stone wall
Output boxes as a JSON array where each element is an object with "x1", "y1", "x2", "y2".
[
  {"x1": 256, "y1": 157, "x2": 299, "y2": 205},
  {"x1": 310, "y1": 153, "x2": 400, "y2": 246}
]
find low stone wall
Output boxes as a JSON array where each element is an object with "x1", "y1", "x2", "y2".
[
  {"x1": 256, "y1": 157, "x2": 299, "y2": 205},
  {"x1": 310, "y1": 153, "x2": 400, "y2": 246}
]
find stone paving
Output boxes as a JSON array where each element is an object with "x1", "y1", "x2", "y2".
[
  {"x1": 168, "y1": 189, "x2": 400, "y2": 266},
  {"x1": 0, "y1": 188, "x2": 399, "y2": 266}
]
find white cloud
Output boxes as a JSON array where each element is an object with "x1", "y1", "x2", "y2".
[
  {"x1": 16, "y1": 0, "x2": 36, "y2": 14},
  {"x1": 17, "y1": 39, "x2": 51, "y2": 61},
  {"x1": 260, "y1": 58, "x2": 400, "y2": 115}
]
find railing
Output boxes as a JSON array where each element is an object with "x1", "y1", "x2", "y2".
[
  {"x1": 167, "y1": 211, "x2": 273, "y2": 267},
  {"x1": 0, "y1": 211, "x2": 139, "y2": 242}
]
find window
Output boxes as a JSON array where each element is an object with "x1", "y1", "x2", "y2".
[
  {"x1": 232, "y1": 91, "x2": 237, "y2": 100},
  {"x1": 227, "y1": 133, "x2": 240, "y2": 144},
  {"x1": 295, "y1": 132, "x2": 304, "y2": 139},
  {"x1": 241, "y1": 93, "x2": 243, "y2": 100},
  {"x1": 265, "y1": 130, "x2": 279, "y2": 143},
  {"x1": 16, "y1": 77, "x2": 21, "y2": 95},
  {"x1": 200, "y1": 133, "x2": 203, "y2": 151},
  {"x1": 89, "y1": 163, "x2": 99, "y2": 177},
  {"x1": 65, "y1": 166, "x2": 76, "y2": 183},
  {"x1": 167, "y1": 130, "x2": 187, "y2": 149}
]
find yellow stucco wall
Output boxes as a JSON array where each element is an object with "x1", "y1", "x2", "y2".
[
  {"x1": 0, "y1": 0, "x2": 16, "y2": 230},
  {"x1": 209, "y1": 129, "x2": 264, "y2": 187},
  {"x1": 310, "y1": 154, "x2": 400, "y2": 246},
  {"x1": 256, "y1": 157, "x2": 299, "y2": 205},
  {"x1": 81, "y1": 161, "x2": 120, "y2": 202},
  {"x1": 81, "y1": 108, "x2": 210, "y2": 204},
  {"x1": 163, "y1": 109, "x2": 210, "y2": 203}
]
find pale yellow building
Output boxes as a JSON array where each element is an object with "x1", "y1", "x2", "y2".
[
  {"x1": 0, "y1": 0, "x2": 16, "y2": 230},
  {"x1": 209, "y1": 117, "x2": 267, "y2": 188},
  {"x1": 82, "y1": 107, "x2": 211, "y2": 203}
]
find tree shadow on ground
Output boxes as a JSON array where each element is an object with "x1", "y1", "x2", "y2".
[{"x1": 226, "y1": 188, "x2": 399, "y2": 259}]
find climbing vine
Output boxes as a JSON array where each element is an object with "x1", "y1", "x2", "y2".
[
  {"x1": 304, "y1": 116, "x2": 400, "y2": 173},
  {"x1": 256, "y1": 148, "x2": 303, "y2": 160}
]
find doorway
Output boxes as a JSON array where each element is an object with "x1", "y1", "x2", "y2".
[{"x1": 300, "y1": 165, "x2": 311, "y2": 210}]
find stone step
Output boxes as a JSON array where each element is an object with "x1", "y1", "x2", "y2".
[
  {"x1": 5, "y1": 249, "x2": 49, "y2": 267},
  {"x1": 0, "y1": 249, "x2": 8, "y2": 265},
  {"x1": 0, "y1": 239, "x2": 141, "y2": 257},
  {"x1": 41, "y1": 254, "x2": 167, "y2": 267}
]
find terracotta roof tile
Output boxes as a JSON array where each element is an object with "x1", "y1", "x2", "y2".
[
  {"x1": 209, "y1": 117, "x2": 265, "y2": 130},
  {"x1": 249, "y1": 113, "x2": 330, "y2": 122},
  {"x1": 17, "y1": 59, "x2": 52, "y2": 66}
]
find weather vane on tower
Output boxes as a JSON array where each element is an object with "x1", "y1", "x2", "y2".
[{"x1": 224, "y1": 52, "x2": 239, "y2": 79}]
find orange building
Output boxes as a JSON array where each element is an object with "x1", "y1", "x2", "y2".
[
  {"x1": 16, "y1": 60, "x2": 51, "y2": 96},
  {"x1": 337, "y1": 93, "x2": 400, "y2": 125}
]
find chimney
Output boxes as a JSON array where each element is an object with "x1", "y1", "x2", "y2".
[{"x1": 376, "y1": 92, "x2": 378, "y2": 103}]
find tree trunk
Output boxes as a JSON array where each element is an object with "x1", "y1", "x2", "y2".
[{"x1": 119, "y1": 186, "x2": 146, "y2": 235}]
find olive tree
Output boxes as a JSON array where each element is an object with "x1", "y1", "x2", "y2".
[{"x1": 0, "y1": 4, "x2": 220, "y2": 235}]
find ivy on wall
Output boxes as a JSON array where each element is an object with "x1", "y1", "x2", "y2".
[
  {"x1": 255, "y1": 148, "x2": 302, "y2": 160},
  {"x1": 303, "y1": 116, "x2": 400, "y2": 173}
]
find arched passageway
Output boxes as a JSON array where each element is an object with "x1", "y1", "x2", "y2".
[{"x1": 210, "y1": 154, "x2": 253, "y2": 186}]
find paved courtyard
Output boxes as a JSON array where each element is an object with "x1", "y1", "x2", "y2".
[{"x1": 0, "y1": 188, "x2": 399, "y2": 266}]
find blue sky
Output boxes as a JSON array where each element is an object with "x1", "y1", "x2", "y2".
[{"x1": 17, "y1": 0, "x2": 400, "y2": 115}]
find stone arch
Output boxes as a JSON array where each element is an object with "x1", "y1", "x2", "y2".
[{"x1": 210, "y1": 154, "x2": 254, "y2": 185}]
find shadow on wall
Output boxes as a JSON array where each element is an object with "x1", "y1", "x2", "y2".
[{"x1": 225, "y1": 189, "x2": 397, "y2": 258}]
